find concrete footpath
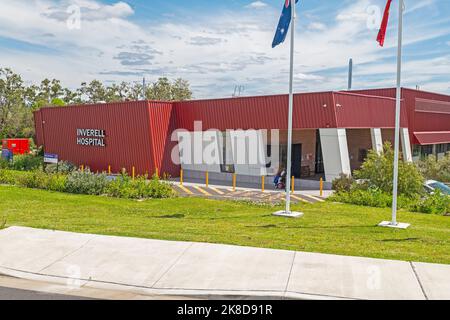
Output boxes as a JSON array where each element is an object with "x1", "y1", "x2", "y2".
[{"x1": 0, "y1": 227, "x2": 448, "y2": 300}]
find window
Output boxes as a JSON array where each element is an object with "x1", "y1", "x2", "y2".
[
  {"x1": 266, "y1": 145, "x2": 272, "y2": 168},
  {"x1": 436, "y1": 144, "x2": 447, "y2": 154},
  {"x1": 220, "y1": 132, "x2": 235, "y2": 173}
]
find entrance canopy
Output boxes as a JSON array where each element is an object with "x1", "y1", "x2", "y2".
[{"x1": 414, "y1": 131, "x2": 450, "y2": 145}]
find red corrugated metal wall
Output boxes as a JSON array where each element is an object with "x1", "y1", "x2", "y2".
[
  {"x1": 173, "y1": 92, "x2": 338, "y2": 130},
  {"x1": 33, "y1": 88, "x2": 450, "y2": 176},
  {"x1": 34, "y1": 101, "x2": 154, "y2": 175},
  {"x1": 333, "y1": 92, "x2": 408, "y2": 128},
  {"x1": 147, "y1": 102, "x2": 180, "y2": 177}
]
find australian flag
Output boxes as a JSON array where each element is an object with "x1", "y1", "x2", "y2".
[{"x1": 272, "y1": 0, "x2": 299, "y2": 48}]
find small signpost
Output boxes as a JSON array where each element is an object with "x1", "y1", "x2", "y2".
[
  {"x1": 44, "y1": 153, "x2": 59, "y2": 173},
  {"x1": 44, "y1": 153, "x2": 59, "y2": 164},
  {"x1": 1, "y1": 149, "x2": 13, "y2": 162}
]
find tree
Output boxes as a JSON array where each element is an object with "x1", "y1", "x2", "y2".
[
  {"x1": 171, "y1": 78, "x2": 192, "y2": 101},
  {"x1": 145, "y1": 77, "x2": 192, "y2": 101},
  {"x1": 354, "y1": 142, "x2": 424, "y2": 197},
  {"x1": 0, "y1": 68, "x2": 32, "y2": 139},
  {"x1": 0, "y1": 67, "x2": 193, "y2": 139}
]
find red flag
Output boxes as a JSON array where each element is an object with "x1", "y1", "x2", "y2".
[{"x1": 377, "y1": 0, "x2": 393, "y2": 47}]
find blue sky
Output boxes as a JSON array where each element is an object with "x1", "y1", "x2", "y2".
[{"x1": 0, "y1": 0, "x2": 449, "y2": 98}]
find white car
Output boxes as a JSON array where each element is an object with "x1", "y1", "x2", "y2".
[{"x1": 424, "y1": 180, "x2": 450, "y2": 196}]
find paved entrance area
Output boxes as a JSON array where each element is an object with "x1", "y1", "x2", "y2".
[
  {"x1": 1, "y1": 227, "x2": 449, "y2": 300},
  {"x1": 172, "y1": 183, "x2": 327, "y2": 204}
]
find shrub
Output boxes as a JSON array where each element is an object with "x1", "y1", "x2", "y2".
[
  {"x1": 65, "y1": 170, "x2": 109, "y2": 195},
  {"x1": 45, "y1": 161, "x2": 77, "y2": 174},
  {"x1": 0, "y1": 168, "x2": 174, "y2": 200},
  {"x1": 0, "y1": 158, "x2": 10, "y2": 169},
  {"x1": 0, "y1": 169, "x2": 17, "y2": 184},
  {"x1": 16, "y1": 170, "x2": 49, "y2": 189},
  {"x1": 417, "y1": 153, "x2": 450, "y2": 182},
  {"x1": 11, "y1": 154, "x2": 43, "y2": 171},
  {"x1": 46, "y1": 174, "x2": 68, "y2": 193},
  {"x1": 106, "y1": 174, "x2": 174, "y2": 199},
  {"x1": 330, "y1": 188, "x2": 394, "y2": 208},
  {"x1": 410, "y1": 191, "x2": 450, "y2": 215},
  {"x1": 332, "y1": 174, "x2": 354, "y2": 193},
  {"x1": 354, "y1": 142, "x2": 424, "y2": 198}
]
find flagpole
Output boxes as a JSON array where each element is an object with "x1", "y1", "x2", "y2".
[
  {"x1": 380, "y1": 0, "x2": 409, "y2": 229},
  {"x1": 391, "y1": 0, "x2": 404, "y2": 226},
  {"x1": 284, "y1": 0, "x2": 295, "y2": 214}
]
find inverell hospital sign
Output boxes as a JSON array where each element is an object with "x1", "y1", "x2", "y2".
[{"x1": 77, "y1": 129, "x2": 106, "y2": 147}]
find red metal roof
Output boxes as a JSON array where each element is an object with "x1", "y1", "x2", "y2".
[{"x1": 414, "y1": 132, "x2": 450, "y2": 145}]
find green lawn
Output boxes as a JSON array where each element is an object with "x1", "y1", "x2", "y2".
[{"x1": 1, "y1": 185, "x2": 449, "y2": 264}]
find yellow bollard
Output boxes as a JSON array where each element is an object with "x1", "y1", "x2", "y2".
[
  {"x1": 180, "y1": 169, "x2": 184, "y2": 186},
  {"x1": 291, "y1": 176, "x2": 295, "y2": 194},
  {"x1": 156, "y1": 167, "x2": 159, "y2": 178},
  {"x1": 81, "y1": 165, "x2": 84, "y2": 173},
  {"x1": 132, "y1": 166, "x2": 135, "y2": 180},
  {"x1": 232, "y1": 173, "x2": 237, "y2": 192},
  {"x1": 320, "y1": 178, "x2": 324, "y2": 197},
  {"x1": 262, "y1": 176, "x2": 265, "y2": 192},
  {"x1": 206, "y1": 171, "x2": 209, "y2": 188},
  {"x1": 108, "y1": 165, "x2": 111, "y2": 175}
]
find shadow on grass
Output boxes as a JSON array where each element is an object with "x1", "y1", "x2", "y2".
[
  {"x1": 380, "y1": 238, "x2": 420, "y2": 242},
  {"x1": 154, "y1": 214, "x2": 185, "y2": 219},
  {"x1": 245, "y1": 224, "x2": 376, "y2": 230}
]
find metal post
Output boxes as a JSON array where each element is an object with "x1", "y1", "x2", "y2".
[
  {"x1": 320, "y1": 178, "x2": 324, "y2": 197},
  {"x1": 391, "y1": 0, "x2": 404, "y2": 226},
  {"x1": 274, "y1": 0, "x2": 303, "y2": 218},
  {"x1": 380, "y1": 0, "x2": 409, "y2": 229},
  {"x1": 348, "y1": 58, "x2": 353, "y2": 91},
  {"x1": 284, "y1": 0, "x2": 295, "y2": 214}
]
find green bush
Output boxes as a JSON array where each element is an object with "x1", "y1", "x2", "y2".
[
  {"x1": 332, "y1": 174, "x2": 354, "y2": 193},
  {"x1": 417, "y1": 154, "x2": 450, "y2": 182},
  {"x1": 11, "y1": 154, "x2": 42, "y2": 171},
  {"x1": 106, "y1": 174, "x2": 174, "y2": 199},
  {"x1": 410, "y1": 191, "x2": 450, "y2": 215},
  {"x1": 0, "y1": 158, "x2": 10, "y2": 169},
  {"x1": 65, "y1": 170, "x2": 110, "y2": 195},
  {"x1": 354, "y1": 143, "x2": 424, "y2": 198},
  {"x1": 45, "y1": 161, "x2": 77, "y2": 174},
  {"x1": 46, "y1": 174, "x2": 68, "y2": 192},
  {"x1": 0, "y1": 168, "x2": 174, "y2": 200},
  {"x1": 0, "y1": 169, "x2": 26, "y2": 185},
  {"x1": 330, "y1": 188, "x2": 395, "y2": 208},
  {"x1": 16, "y1": 171, "x2": 48, "y2": 189}
]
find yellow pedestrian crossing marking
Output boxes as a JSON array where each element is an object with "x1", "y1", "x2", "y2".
[
  {"x1": 209, "y1": 187, "x2": 225, "y2": 195},
  {"x1": 173, "y1": 184, "x2": 326, "y2": 204},
  {"x1": 194, "y1": 186, "x2": 212, "y2": 196},
  {"x1": 176, "y1": 185, "x2": 194, "y2": 195},
  {"x1": 303, "y1": 194, "x2": 325, "y2": 202},
  {"x1": 291, "y1": 194, "x2": 309, "y2": 203}
]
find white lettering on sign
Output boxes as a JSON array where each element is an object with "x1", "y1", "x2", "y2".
[{"x1": 77, "y1": 129, "x2": 106, "y2": 147}]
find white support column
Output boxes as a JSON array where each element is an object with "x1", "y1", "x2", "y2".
[
  {"x1": 319, "y1": 128, "x2": 351, "y2": 182},
  {"x1": 400, "y1": 128, "x2": 413, "y2": 162},
  {"x1": 371, "y1": 128, "x2": 384, "y2": 154}
]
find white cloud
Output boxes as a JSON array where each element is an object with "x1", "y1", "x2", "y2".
[
  {"x1": 307, "y1": 22, "x2": 326, "y2": 31},
  {"x1": 0, "y1": 0, "x2": 448, "y2": 98},
  {"x1": 245, "y1": 1, "x2": 268, "y2": 9}
]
